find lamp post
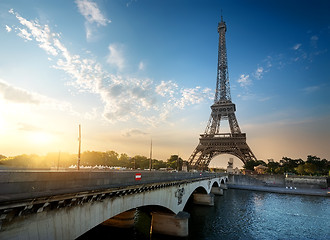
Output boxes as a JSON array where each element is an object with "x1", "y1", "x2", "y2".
[{"x1": 77, "y1": 124, "x2": 81, "y2": 170}]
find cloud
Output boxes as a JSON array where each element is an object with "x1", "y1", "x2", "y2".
[
  {"x1": 0, "y1": 79, "x2": 73, "y2": 112},
  {"x1": 17, "y1": 122, "x2": 42, "y2": 132},
  {"x1": 122, "y1": 128, "x2": 148, "y2": 137},
  {"x1": 155, "y1": 80, "x2": 178, "y2": 97},
  {"x1": 292, "y1": 43, "x2": 302, "y2": 50},
  {"x1": 107, "y1": 44, "x2": 125, "y2": 70},
  {"x1": 17, "y1": 27, "x2": 32, "y2": 41},
  {"x1": 9, "y1": 10, "x2": 58, "y2": 56},
  {"x1": 75, "y1": 0, "x2": 110, "y2": 40},
  {"x1": 310, "y1": 35, "x2": 319, "y2": 48},
  {"x1": 237, "y1": 74, "x2": 251, "y2": 87},
  {"x1": 0, "y1": 79, "x2": 40, "y2": 104},
  {"x1": 126, "y1": 0, "x2": 137, "y2": 7},
  {"x1": 301, "y1": 85, "x2": 320, "y2": 94},
  {"x1": 9, "y1": 10, "x2": 212, "y2": 126},
  {"x1": 138, "y1": 61, "x2": 145, "y2": 70},
  {"x1": 254, "y1": 67, "x2": 264, "y2": 80},
  {"x1": 75, "y1": 0, "x2": 110, "y2": 26},
  {"x1": 5, "y1": 25, "x2": 12, "y2": 32},
  {"x1": 174, "y1": 87, "x2": 212, "y2": 109}
]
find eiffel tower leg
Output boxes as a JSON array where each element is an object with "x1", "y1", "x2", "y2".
[{"x1": 228, "y1": 113, "x2": 241, "y2": 134}]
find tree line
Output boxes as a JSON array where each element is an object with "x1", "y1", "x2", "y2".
[
  {"x1": 0, "y1": 151, "x2": 183, "y2": 170},
  {"x1": 1, "y1": 152, "x2": 328, "y2": 176},
  {"x1": 243, "y1": 155, "x2": 330, "y2": 176}
]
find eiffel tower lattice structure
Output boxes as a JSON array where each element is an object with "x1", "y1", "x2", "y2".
[{"x1": 188, "y1": 15, "x2": 257, "y2": 169}]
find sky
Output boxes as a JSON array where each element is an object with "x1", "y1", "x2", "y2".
[{"x1": 0, "y1": 0, "x2": 329, "y2": 168}]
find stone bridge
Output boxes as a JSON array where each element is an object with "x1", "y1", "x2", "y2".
[{"x1": 0, "y1": 170, "x2": 228, "y2": 239}]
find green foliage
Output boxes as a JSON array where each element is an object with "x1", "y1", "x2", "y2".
[
  {"x1": 167, "y1": 155, "x2": 183, "y2": 170},
  {"x1": 279, "y1": 157, "x2": 304, "y2": 174},
  {"x1": 267, "y1": 161, "x2": 280, "y2": 174},
  {"x1": 152, "y1": 159, "x2": 167, "y2": 170},
  {"x1": 131, "y1": 155, "x2": 149, "y2": 169},
  {"x1": 242, "y1": 155, "x2": 329, "y2": 176},
  {"x1": 243, "y1": 160, "x2": 266, "y2": 171}
]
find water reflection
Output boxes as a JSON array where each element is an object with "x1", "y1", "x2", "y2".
[{"x1": 78, "y1": 190, "x2": 330, "y2": 240}]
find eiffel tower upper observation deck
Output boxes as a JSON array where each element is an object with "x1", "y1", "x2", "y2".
[{"x1": 188, "y1": 15, "x2": 257, "y2": 168}]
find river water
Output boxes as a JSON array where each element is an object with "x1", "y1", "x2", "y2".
[{"x1": 78, "y1": 189, "x2": 330, "y2": 240}]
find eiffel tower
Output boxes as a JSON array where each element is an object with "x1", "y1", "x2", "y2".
[{"x1": 188, "y1": 15, "x2": 257, "y2": 169}]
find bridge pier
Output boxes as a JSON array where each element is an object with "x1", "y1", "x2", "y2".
[
  {"x1": 211, "y1": 186, "x2": 224, "y2": 196},
  {"x1": 102, "y1": 209, "x2": 135, "y2": 228},
  {"x1": 193, "y1": 193, "x2": 214, "y2": 206},
  {"x1": 220, "y1": 184, "x2": 228, "y2": 190},
  {"x1": 151, "y1": 211, "x2": 190, "y2": 237}
]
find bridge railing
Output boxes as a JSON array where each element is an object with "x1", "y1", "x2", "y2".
[{"x1": 0, "y1": 170, "x2": 226, "y2": 204}]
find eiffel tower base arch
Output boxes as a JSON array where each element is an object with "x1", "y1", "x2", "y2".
[{"x1": 188, "y1": 133, "x2": 257, "y2": 170}]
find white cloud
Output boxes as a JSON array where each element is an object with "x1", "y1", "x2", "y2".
[
  {"x1": 75, "y1": 0, "x2": 110, "y2": 26},
  {"x1": 122, "y1": 128, "x2": 148, "y2": 137},
  {"x1": 237, "y1": 74, "x2": 251, "y2": 87},
  {"x1": 17, "y1": 27, "x2": 32, "y2": 41},
  {"x1": 75, "y1": 0, "x2": 110, "y2": 40},
  {"x1": 292, "y1": 43, "x2": 302, "y2": 50},
  {"x1": 155, "y1": 80, "x2": 178, "y2": 97},
  {"x1": 5, "y1": 25, "x2": 12, "y2": 32},
  {"x1": 10, "y1": 10, "x2": 58, "y2": 56},
  {"x1": 9, "y1": 10, "x2": 212, "y2": 126},
  {"x1": 174, "y1": 87, "x2": 212, "y2": 109},
  {"x1": 138, "y1": 61, "x2": 145, "y2": 70},
  {"x1": 255, "y1": 67, "x2": 264, "y2": 80},
  {"x1": 107, "y1": 44, "x2": 125, "y2": 70},
  {"x1": 0, "y1": 79, "x2": 40, "y2": 104},
  {"x1": 302, "y1": 85, "x2": 320, "y2": 94},
  {"x1": 0, "y1": 79, "x2": 72, "y2": 112}
]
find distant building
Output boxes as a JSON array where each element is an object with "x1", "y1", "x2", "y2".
[
  {"x1": 182, "y1": 161, "x2": 188, "y2": 172},
  {"x1": 226, "y1": 158, "x2": 241, "y2": 174}
]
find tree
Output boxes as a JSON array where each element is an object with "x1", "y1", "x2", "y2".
[
  {"x1": 304, "y1": 162, "x2": 317, "y2": 175},
  {"x1": 152, "y1": 159, "x2": 167, "y2": 170},
  {"x1": 243, "y1": 160, "x2": 259, "y2": 171},
  {"x1": 167, "y1": 155, "x2": 183, "y2": 170},
  {"x1": 295, "y1": 164, "x2": 305, "y2": 175},
  {"x1": 280, "y1": 157, "x2": 303, "y2": 174},
  {"x1": 118, "y1": 153, "x2": 130, "y2": 167},
  {"x1": 267, "y1": 161, "x2": 280, "y2": 174},
  {"x1": 131, "y1": 155, "x2": 149, "y2": 169},
  {"x1": 103, "y1": 151, "x2": 119, "y2": 166}
]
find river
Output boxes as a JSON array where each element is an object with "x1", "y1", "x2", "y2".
[{"x1": 78, "y1": 189, "x2": 330, "y2": 239}]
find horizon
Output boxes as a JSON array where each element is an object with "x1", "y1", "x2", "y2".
[{"x1": 0, "y1": 0, "x2": 329, "y2": 168}]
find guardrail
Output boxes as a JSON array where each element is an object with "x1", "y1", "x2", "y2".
[{"x1": 0, "y1": 170, "x2": 226, "y2": 203}]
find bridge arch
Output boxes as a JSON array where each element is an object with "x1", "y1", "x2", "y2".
[{"x1": 0, "y1": 175, "x2": 228, "y2": 239}]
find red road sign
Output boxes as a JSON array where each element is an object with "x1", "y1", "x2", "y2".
[{"x1": 135, "y1": 173, "x2": 141, "y2": 180}]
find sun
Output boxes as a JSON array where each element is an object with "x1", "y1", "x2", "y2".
[{"x1": 29, "y1": 132, "x2": 53, "y2": 145}]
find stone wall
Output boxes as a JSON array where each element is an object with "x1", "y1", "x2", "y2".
[
  {"x1": 229, "y1": 174, "x2": 328, "y2": 189},
  {"x1": 285, "y1": 176, "x2": 328, "y2": 189}
]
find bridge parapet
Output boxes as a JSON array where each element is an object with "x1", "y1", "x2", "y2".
[
  {"x1": 0, "y1": 171, "x2": 228, "y2": 239},
  {"x1": 0, "y1": 170, "x2": 226, "y2": 203}
]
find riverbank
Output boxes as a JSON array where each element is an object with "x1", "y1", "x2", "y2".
[
  {"x1": 228, "y1": 174, "x2": 330, "y2": 197},
  {"x1": 228, "y1": 183, "x2": 330, "y2": 197}
]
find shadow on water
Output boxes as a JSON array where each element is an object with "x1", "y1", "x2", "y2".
[
  {"x1": 77, "y1": 189, "x2": 330, "y2": 240},
  {"x1": 77, "y1": 208, "x2": 187, "y2": 240}
]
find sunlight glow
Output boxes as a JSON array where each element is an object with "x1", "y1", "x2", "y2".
[{"x1": 29, "y1": 132, "x2": 53, "y2": 145}]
